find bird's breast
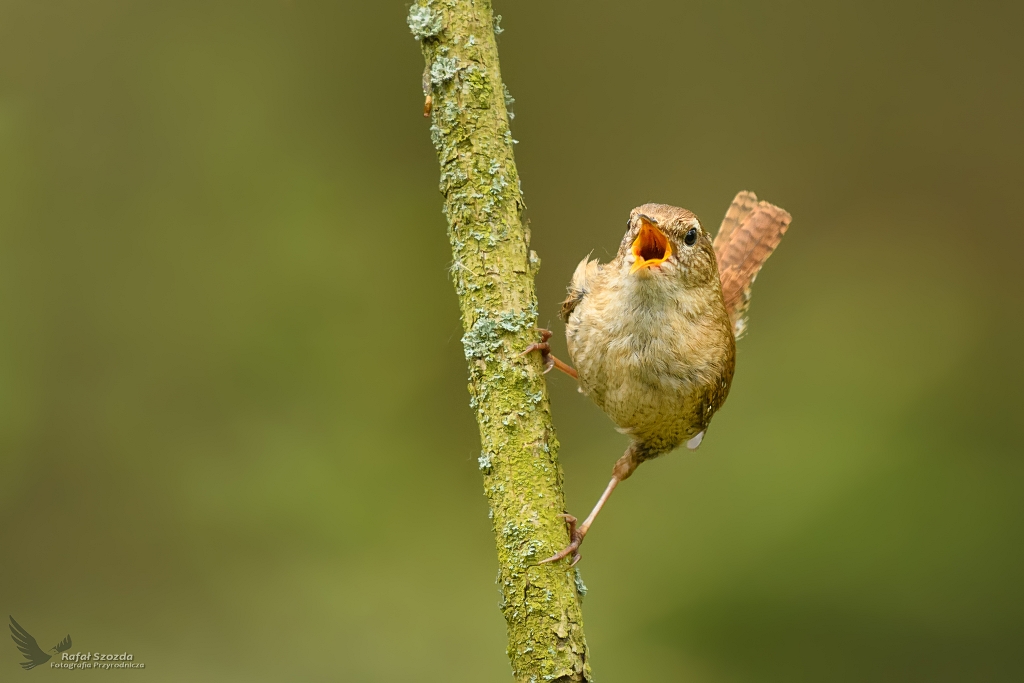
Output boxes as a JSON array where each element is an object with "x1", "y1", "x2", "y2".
[{"x1": 567, "y1": 274, "x2": 734, "y2": 452}]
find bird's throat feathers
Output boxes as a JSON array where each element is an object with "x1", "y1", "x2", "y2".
[{"x1": 616, "y1": 261, "x2": 713, "y2": 320}]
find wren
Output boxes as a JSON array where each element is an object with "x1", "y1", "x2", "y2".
[{"x1": 524, "y1": 191, "x2": 791, "y2": 565}]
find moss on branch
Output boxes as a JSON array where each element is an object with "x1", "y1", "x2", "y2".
[{"x1": 408, "y1": 2, "x2": 591, "y2": 681}]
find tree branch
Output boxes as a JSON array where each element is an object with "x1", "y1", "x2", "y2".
[{"x1": 408, "y1": 2, "x2": 591, "y2": 681}]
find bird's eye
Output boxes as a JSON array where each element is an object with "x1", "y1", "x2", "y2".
[{"x1": 684, "y1": 228, "x2": 698, "y2": 246}]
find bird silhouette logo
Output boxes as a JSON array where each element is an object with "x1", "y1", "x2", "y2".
[{"x1": 9, "y1": 616, "x2": 72, "y2": 670}]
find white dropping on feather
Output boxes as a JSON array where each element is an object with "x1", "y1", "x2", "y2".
[{"x1": 686, "y1": 431, "x2": 705, "y2": 450}]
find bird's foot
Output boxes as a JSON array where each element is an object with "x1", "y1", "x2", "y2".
[
  {"x1": 537, "y1": 513, "x2": 586, "y2": 567},
  {"x1": 521, "y1": 329, "x2": 579, "y2": 380},
  {"x1": 520, "y1": 328, "x2": 555, "y2": 372}
]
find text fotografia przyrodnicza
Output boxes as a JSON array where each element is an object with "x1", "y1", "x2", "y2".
[{"x1": 51, "y1": 652, "x2": 145, "y2": 669}]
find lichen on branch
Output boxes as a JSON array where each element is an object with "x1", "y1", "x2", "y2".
[{"x1": 408, "y1": 2, "x2": 592, "y2": 681}]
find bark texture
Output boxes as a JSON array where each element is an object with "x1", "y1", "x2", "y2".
[{"x1": 408, "y1": 2, "x2": 591, "y2": 681}]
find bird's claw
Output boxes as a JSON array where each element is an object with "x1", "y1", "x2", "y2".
[
  {"x1": 522, "y1": 342, "x2": 555, "y2": 373},
  {"x1": 520, "y1": 329, "x2": 555, "y2": 374},
  {"x1": 537, "y1": 513, "x2": 585, "y2": 567}
]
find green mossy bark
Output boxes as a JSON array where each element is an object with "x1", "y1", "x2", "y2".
[{"x1": 409, "y1": 2, "x2": 592, "y2": 681}]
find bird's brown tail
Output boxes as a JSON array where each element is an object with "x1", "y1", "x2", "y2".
[{"x1": 713, "y1": 191, "x2": 792, "y2": 339}]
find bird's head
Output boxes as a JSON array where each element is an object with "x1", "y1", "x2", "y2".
[{"x1": 616, "y1": 203, "x2": 718, "y2": 287}]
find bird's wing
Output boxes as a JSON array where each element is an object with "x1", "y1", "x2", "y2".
[
  {"x1": 9, "y1": 616, "x2": 52, "y2": 670},
  {"x1": 713, "y1": 191, "x2": 792, "y2": 339},
  {"x1": 53, "y1": 634, "x2": 73, "y2": 653},
  {"x1": 560, "y1": 255, "x2": 600, "y2": 322}
]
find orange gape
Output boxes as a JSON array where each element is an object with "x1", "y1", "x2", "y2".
[
  {"x1": 629, "y1": 217, "x2": 673, "y2": 273},
  {"x1": 713, "y1": 191, "x2": 792, "y2": 338}
]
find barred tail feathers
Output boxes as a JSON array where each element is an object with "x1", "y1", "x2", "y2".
[{"x1": 713, "y1": 191, "x2": 791, "y2": 339}]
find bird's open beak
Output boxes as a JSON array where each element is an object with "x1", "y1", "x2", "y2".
[{"x1": 630, "y1": 215, "x2": 672, "y2": 273}]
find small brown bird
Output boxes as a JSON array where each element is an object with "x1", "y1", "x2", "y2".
[{"x1": 525, "y1": 191, "x2": 791, "y2": 565}]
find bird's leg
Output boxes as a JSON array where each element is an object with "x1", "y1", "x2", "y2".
[
  {"x1": 521, "y1": 328, "x2": 578, "y2": 380},
  {"x1": 538, "y1": 444, "x2": 643, "y2": 566}
]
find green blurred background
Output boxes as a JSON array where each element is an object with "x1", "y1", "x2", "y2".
[{"x1": 1, "y1": 1, "x2": 1022, "y2": 680}]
